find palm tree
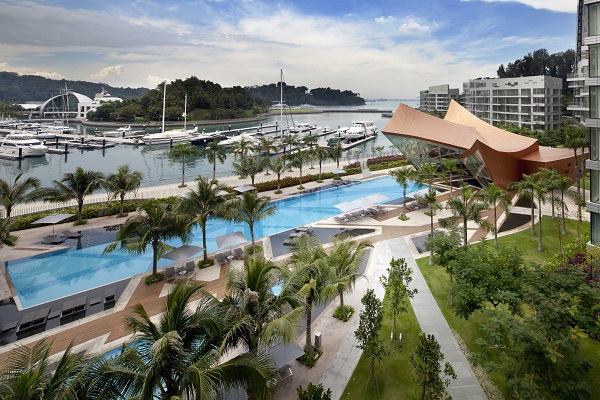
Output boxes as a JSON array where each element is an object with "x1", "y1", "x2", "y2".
[
  {"x1": 477, "y1": 183, "x2": 511, "y2": 246},
  {"x1": 169, "y1": 142, "x2": 201, "y2": 187},
  {"x1": 441, "y1": 158, "x2": 461, "y2": 194},
  {"x1": 0, "y1": 172, "x2": 44, "y2": 219},
  {"x1": 104, "y1": 199, "x2": 191, "y2": 277},
  {"x1": 269, "y1": 157, "x2": 291, "y2": 193},
  {"x1": 564, "y1": 122, "x2": 588, "y2": 199},
  {"x1": 0, "y1": 338, "x2": 105, "y2": 399},
  {"x1": 415, "y1": 188, "x2": 442, "y2": 265},
  {"x1": 45, "y1": 167, "x2": 104, "y2": 224},
  {"x1": 232, "y1": 156, "x2": 267, "y2": 186},
  {"x1": 288, "y1": 234, "x2": 332, "y2": 356},
  {"x1": 389, "y1": 166, "x2": 413, "y2": 218},
  {"x1": 103, "y1": 164, "x2": 143, "y2": 217},
  {"x1": 201, "y1": 141, "x2": 227, "y2": 181},
  {"x1": 312, "y1": 146, "x2": 330, "y2": 181},
  {"x1": 231, "y1": 137, "x2": 255, "y2": 159},
  {"x1": 108, "y1": 280, "x2": 277, "y2": 400},
  {"x1": 288, "y1": 148, "x2": 311, "y2": 189},
  {"x1": 0, "y1": 218, "x2": 17, "y2": 248},
  {"x1": 228, "y1": 191, "x2": 277, "y2": 248},
  {"x1": 330, "y1": 143, "x2": 344, "y2": 168},
  {"x1": 531, "y1": 171, "x2": 548, "y2": 252},
  {"x1": 222, "y1": 256, "x2": 303, "y2": 351},
  {"x1": 440, "y1": 184, "x2": 492, "y2": 248},
  {"x1": 281, "y1": 134, "x2": 298, "y2": 154},
  {"x1": 178, "y1": 177, "x2": 229, "y2": 264},
  {"x1": 508, "y1": 174, "x2": 538, "y2": 236},
  {"x1": 323, "y1": 237, "x2": 372, "y2": 311},
  {"x1": 415, "y1": 162, "x2": 438, "y2": 188},
  {"x1": 555, "y1": 174, "x2": 573, "y2": 236}
]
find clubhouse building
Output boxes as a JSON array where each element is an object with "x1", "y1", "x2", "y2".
[{"x1": 382, "y1": 100, "x2": 577, "y2": 189}]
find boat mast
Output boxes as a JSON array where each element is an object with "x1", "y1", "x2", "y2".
[
  {"x1": 161, "y1": 81, "x2": 166, "y2": 133},
  {"x1": 280, "y1": 69, "x2": 283, "y2": 133},
  {"x1": 183, "y1": 94, "x2": 188, "y2": 130}
]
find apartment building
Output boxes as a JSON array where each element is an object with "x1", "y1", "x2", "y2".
[
  {"x1": 567, "y1": 0, "x2": 589, "y2": 122},
  {"x1": 579, "y1": 0, "x2": 600, "y2": 246},
  {"x1": 462, "y1": 76, "x2": 563, "y2": 131},
  {"x1": 419, "y1": 84, "x2": 460, "y2": 112}
]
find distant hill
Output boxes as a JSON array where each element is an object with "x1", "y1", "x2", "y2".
[
  {"x1": 0, "y1": 72, "x2": 149, "y2": 102},
  {"x1": 246, "y1": 83, "x2": 365, "y2": 106}
]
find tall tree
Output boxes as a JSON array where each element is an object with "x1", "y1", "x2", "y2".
[
  {"x1": 222, "y1": 256, "x2": 303, "y2": 351},
  {"x1": 411, "y1": 334, "x2": 456, "y2": 400},
  {"x1": 178, "y1": 177, "x2": 229, "y2": 264},
  {"x1": 389, "y1": 166, "x2": 413, "y2": 218},
  {"x1": 46, "y1": 167, "x2": 104, "y2": 224},
  {"x1": 103, "y1": 164, "x2": 143, "y2": 217},
  {"x1": 104, "y1": 199, "x2": 191, "y2": 277},
  {"x1": 107, "y1": 280, "x2": 277, "y2": 400},
  {"x1": 441, "y1": 158, "x2": 461, "y2": 194},
  {"x1": 288, "y1": 148, "x2": 312, "y2": 189},
  {"x1": 231, "y1": 137, "x2": 255, "y2": 159},
  {"x1": 0, "y1": 172, "x2": 44, "y2": 219},
  {"x1": 379, "y1": 257, "x2": 418, "y2": 341},
  {"x1": 440, "y1": 184, "x2": 492, "y2": 248},
  {"x1": 477, "y1": 183, "x2": 511, "y2": 246},
  {"x1": 508, "y1": 173, "x2": 538, "y2": 236},
  {"x1": 169, "y1": 142, "x2": 201, "y2": 187},
  {"x1": 530, "y1": 171, "x2": 548, "y2": 252},
  {"x1": 313, "y1": 146, "x2": 331, "y2": 181},
  {"x1": 201, "y1": 141, "x2": 227, "y2": 182},
  {"x1": 354, "y1": 289, "x2": 388, "y2": 392},
  {"x1": 425, "y1": 229, "x2": 462, "y2": 304},
  {"x1": 228, "y1": 191, "x2": 276, "y2": 248},
  {"x1": 0, "y1": 218, "x2": 17, "y2": 248},
  {"x1": 269, "y1": 156, "x2": 290, "y2": 194},
  {"x1": 416, "y1": 188, "x2": 442, "y2": 265},
  {"x1": 288, "y1": 234, "x2": 331, "y2": 356},
  {"x1": 329, "y1": 143, "x2": 344, "y2": 169},
  {"x1": 232, "y1": 156, "x2": 267, "y2": 186},
  {"x1": 564, "y1": 122, "x2": 588, "y2": 199}
]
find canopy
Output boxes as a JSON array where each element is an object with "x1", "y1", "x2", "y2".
[
  {"x1": 215, "y1": 190, "x2": 230, "y2": 196},
  {"x1": 334, "y1": 201, "x2": 358, "y2": 213},
  {"x1": 234, "y1": 185, "x2": 256, "y2": 193},
  {"x1": 32, "y1": 213, "x2": 74, "y2": 234},
  {"x1": 332, "y1": 168, "x2": 345, "y2": 175},
  {"x1": 267, "y1": 343, "x2": 305, "y2": 368},
  {"x1": 351, "y1": 197, "x2": 375, "y2": 209},
  {"x1": 215, "y1": 231, "x2": 247, "y2": 249},
  {"x1": 163, "y1": 245, "x2": 204, "y2": 262},
  {"x1": 365, "y1": 194, "x2": 390, "y2": 204}
]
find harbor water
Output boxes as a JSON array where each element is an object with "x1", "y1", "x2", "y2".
[{"x1": 0, "y1": 100, "x2": 417, "y2": 188}]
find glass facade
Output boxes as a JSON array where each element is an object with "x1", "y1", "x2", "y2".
[
  {"x1": 592, "y1": 128, "x2": 600, "y2": 161},
  {"x1": 591, "y1": 3, "x2": 600, "y2": 36},
  {"x1": 589, "y1": 2, "x2": 600, "y2": 246},
  {"x1": 592, "y1": 213, "x2": 600, "y2": 246},
  {"x1": 384, "y1": 135, "x2": 464, "y2": 166},
  {"x1": 463, "y1": 151, "x2": 492, "y2": 185}
]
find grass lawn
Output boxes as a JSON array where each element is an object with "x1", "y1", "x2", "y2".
[
  {"x1": 340, "y1": 297, "x2": 422, "y2": 400},
  {"x1": 418, "y1": 216, "x2": 600, "y2": 399}
]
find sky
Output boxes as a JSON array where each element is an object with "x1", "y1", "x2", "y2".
[{"x1": 0, "y1": 0, "x2": 577, "y2": 99}]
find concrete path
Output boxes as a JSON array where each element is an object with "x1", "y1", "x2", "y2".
[{"x1": 320, "y1": 237, "x2": 487, "y2": 400}]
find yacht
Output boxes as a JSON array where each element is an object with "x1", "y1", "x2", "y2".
[
  {"x1": 189, "y1": 131, "x2": 227, "y2": 145},
  {"x1": 217, "y1": 133, "x2": 258, "y2": 148},
  {"x1": 139, "y1": 129, "x2": 193, "y2": 145},
  {"x1": 288, "y1": 122, "x2": 321, "y2": 137},
  {"x1": 0, "y1": 133, "x2": 48, "y2": 157},
  {"x1": 340, "y1": 121, "x2": 378, "y2": 141},
  {"x1": 95, "y1": 125, "x2": 145, "y2": 138}
]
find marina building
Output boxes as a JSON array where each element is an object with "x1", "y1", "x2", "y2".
[
  {"x1": 578, "y1": 0, "x2": 600, "y2": 246},
  {"x1": 382, "y1": 100, "x2": 575, "y2": 189},
  {"x1": 462, "y1": 76, "x2": 563, "y2": 131},
  {"x1": 38, "y1": 88, "x2": 122, "y2": 119},
  {"x1": 419, "y1": 84, "x2": 460, "y2": 112}
]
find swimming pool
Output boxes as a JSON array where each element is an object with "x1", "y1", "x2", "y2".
[{"x1": 7, "y1": 176, "x2": 424, "y2": 308}]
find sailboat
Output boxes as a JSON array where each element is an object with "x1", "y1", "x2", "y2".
[
  {"x1": 139, "y1": 82, "x2": 196, "y2": 145},
  {"x1": 277, "y1": 69, "x2": 321, "y2": 138}
]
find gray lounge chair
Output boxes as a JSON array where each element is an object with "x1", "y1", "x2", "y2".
[
  {"x1": 234, "y1": 248, "x2": 245, "y2": 259},
  {"x1": 215, "y1": 253, "x2": 227, "y2": 265},
  {"x1": 165, "y1": 266, "x2": 176, "y2": 281},
  {"x1": 185, "y1": 261, "x2": 196, "y2": 274},
  {"x1": 62, "y1": 230, "x2": 82, "y2": 238},
  {"x1": 42, "y1": 233, "x2": 66, "y2": 244},
  {"x1": 333, "y1": 216, "x2": 348, "y2": 224},
  {"x1": 104, "y1": 288, "x2": 116, "y2": 304}
]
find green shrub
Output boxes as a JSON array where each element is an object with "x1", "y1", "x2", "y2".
[
  {"x1": 297, "y1": 382, "x2": 332, "y2": 400},
  {"x1": 144, "y1": 273, "x2": 164, "y2": 285},
  {"x1": 333, "y1": 305, "x2": 354, "y2": 322},
  {"x1": 247, "y1": 245, "x2": 262, "y2": 255},
  {"x1": 199, "y1": 259, "x2": 214, "y2": 269},
  {"x1": 297, "y1": 346, "x2": 323, "y2": 368}
]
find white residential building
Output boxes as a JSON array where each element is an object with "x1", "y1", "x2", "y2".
[
  {"x1": 463, "y1": 76, "x2": 563, "y2": 131},
  {"x1": 567, "y1": 0, "x2": 589, "y2": 122},
  {"x1": 419, "y1": 84, "x2": 460, "y2": 112}
]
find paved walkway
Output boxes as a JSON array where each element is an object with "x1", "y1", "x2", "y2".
[{"x1": 319, "y1": 237, "x2": 487, "y2": 400}]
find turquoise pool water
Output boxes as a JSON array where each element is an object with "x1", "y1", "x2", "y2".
[{"x1": 7, "y1": 176, "x2": 424, "y2": 308}]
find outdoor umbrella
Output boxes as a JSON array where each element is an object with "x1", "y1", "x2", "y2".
[
  {"x1": 332, "y1": 168, "x2": 345, "y2": 180},
  {"x1": 351, "y1": 197, "x2": 376, "y2": 209},
  {"x1": 32, "y1": 213, "x2": 74, "y2": 234},
  {"x1": 234, "y1": 185, "x2": 256, "y2": 193},
  {"x1": 163, "y1": 244, "x2": 204, "y2": 262},
  {"x1": 267, "y1": 342, "x2": 305, "y2": 369},
  {"x1": 215, "y1": 190, "x2": 230, "y2": 196},
  {"x1": 365, "y1": 194, "x2": 390, "y2": 204},
  {"x1": 334, "y1": 201, "x2": 359, "y2": 213},
  {"x1": 215, "y1": 231, "x2": 247, "y2": 250}
]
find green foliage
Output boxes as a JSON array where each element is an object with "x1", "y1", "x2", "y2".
[
  {"x1": 198, "y1": 258, "x2": 214, "y2": 269},
  {"x1": 380, "y1": 258, "x2": 418, "y2": 341},
  {"x1": 144, "y1": 273, "x2": 164, "y2": 285},
  {"x1": 410, "y1": 334, "x2": 457, "y2": 400},
  {"x1": 297, "y1": 382, "x2": 333, "y2": 400},
  {"x1": 367, "y1": 159, "x2": 409, "y2": 171},
  {"x1": 247, "y1": 82, "x2": 364, "y2": 106},
  {"x1": 297, "y1": 347, "x2": 323, "y2": 368},
  {"x1": 247, "y1": 245, "x2": 262, "y2": 254},
  {"x1": 333, "y1": 305, "x2": 354, "y2": 322}
]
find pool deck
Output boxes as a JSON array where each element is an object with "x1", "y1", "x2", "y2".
[{"x1": 0, "y1": 166, "x2": 588, "y2": 399}]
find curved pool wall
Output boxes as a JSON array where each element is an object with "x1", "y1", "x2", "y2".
[{"x1": 7, "y1": 176, "x2": 425, "y2": 308}]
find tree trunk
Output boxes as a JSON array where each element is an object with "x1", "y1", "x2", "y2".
[
  {"x1": 403, "y1": 186, "x2": 407, "y2": 218},
  {"x1": 152, "y1": 243, "x2": 159, "y2": 276},
  {"x1": 305, "y1": 296, "x2": 313, "y2": 355},
  {"x1": 574, "y1": 150, "x2": 580, "y2": 199},
  {"x1": 538, "y1": 197, "x2": 543, "y2": 252},
  {"x1": 119, "y1": 193, "x2": 125, "y2": 217},
  {"x1": 449, "y1": 172, "x2": 453, "y2": 194},
  {"x1": 493, "y1": 202, "x2": 498, "y2": 246},
  {"x1": 561, "y1": 191, "x2": 566, "y2": 236},
  {"x1": 530, "y1": 193, "x2": 535, "y2": 236},
  {"x1": 339, "y1": 288, "x2": 345, "y2": 310},
  {"x1": 202, "y1": 223, "x2": 208, "y2": 263},
  {"x1": 463, "y1": 216, "x2": 468, "y2": 247},
  {"x1": 370, "y1": 357, "x2": 376, "y2": 391},
  {"x1": 212, "y1": 161, "x2": 217, "y2": 181},
  {"x1": 429, "y1": 212, "x2": 434, "y2": 266},
  {"x1": 181, "y1": 159, "x2": 185, "y2": 187},
  {"x1": 393, "y1": 310, "x2": 397, "y2": 340},
  {"x1": 78, "y1": 200, "x2": 84, "y2": 223}
]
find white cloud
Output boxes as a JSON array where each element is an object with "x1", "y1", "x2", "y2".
[
  {"x1": 0, "y1": 62, "x2": 65, "y2": 80},
  {"x1": 91, "y1": 65, "x2": 124, "y2": 79},
  {"x1": 374, "y1": 16, "x2": 396, "y2": 24},
  {"x1": 461, "y1": 0, "x2": 576, "y2": 13},
  {"x1": 145, "y1": 75, "x2": 173, "y2": 87},
  {"x1": 398, "y1": 18, "x2": 432, "y2": 35}
]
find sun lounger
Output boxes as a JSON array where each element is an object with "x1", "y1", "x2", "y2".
[
  {"x1": 333, "y1": 216, "x2": 348, "y2": 224},
  {"x1": 42, "y1": 233, "x2": 66, "y2": 244},
  {"x1": 233, "y1": 248, "x2": 245, "y2": 260},
  {"x1": 16, "y1": 307, "x2": 50, "y2": 333},
  {"x1": 215, "y1": 253, "x2": 227, "y2": 265},
  {"x1": 294, "y1": 226, "x2": 313, "y2": 233},
  {"x1": 185, "y1": 261, "x2": 196, "y2": 274},
  {"x1": 61, "y1": 296, "x2": 87, "y2": 319},
  {"x1": 165, "y1": 266, "x2": 176, "y2": 282},
  {"x1": 104, "y1": 288, "x2": 116, "y2": 304},
  {"x1": 62, "y1": 230, "x2": 82, "y2": 238}
]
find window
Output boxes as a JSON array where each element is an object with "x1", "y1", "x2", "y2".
[
  {"x1": 591, "y1": 128, "x2": 600, "y2": 161},
  {"x1": 591, "y1": 45, "x2": 600, "y2": 78},
  {"x1": 591, "y1": 213, "x2": 600, "y2": 246},
  {"x1": 591, "y1": 86, "x2": 600, "y2": 119},
  {"x1": 590, "y1": 3, "x2": 600, "y2": 37}
]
